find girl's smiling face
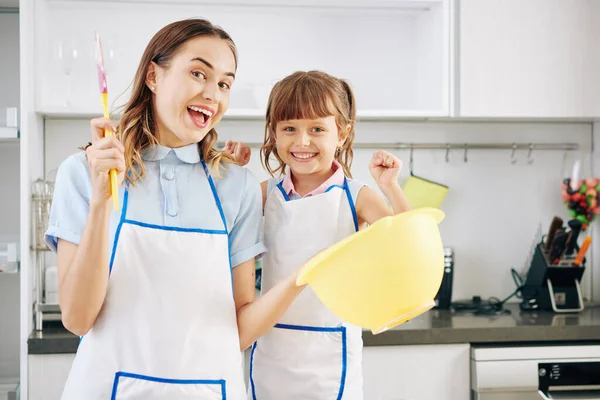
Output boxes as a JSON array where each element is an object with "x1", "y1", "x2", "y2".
[
  {"x1": 261, "y1": 71, "x2": 357, "y2": 179},
  {"x1": 275, "y1": 116, "x2": 347, "y2": 178}
]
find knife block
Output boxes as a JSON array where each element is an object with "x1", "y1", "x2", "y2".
[{"x1": 521, "y1": 242, "x2": 586, "y2": 313}]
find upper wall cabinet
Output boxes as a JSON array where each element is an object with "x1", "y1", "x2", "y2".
[
  {"x1": 457, "y1": 0, "x2": 600, "y2": 119},
  {"x1": 34, "y1": 0, "x2": 451, "y2": 119}
]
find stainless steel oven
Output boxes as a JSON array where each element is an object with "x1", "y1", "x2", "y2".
[{"x1": 471, "y1": 344, "x2": 600, "y2": 399}]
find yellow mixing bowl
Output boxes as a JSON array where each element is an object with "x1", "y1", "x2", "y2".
[{"x1": 296, "y1": 207, "x2": 445, "y2": 334}]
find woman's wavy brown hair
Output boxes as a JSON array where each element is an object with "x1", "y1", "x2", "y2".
[
  {"x1": 115, "y1": 18, "x2": 237, "y2": 185},
  {"x1": 260, "y1": 70, "x2": 356, "y2": 178}
]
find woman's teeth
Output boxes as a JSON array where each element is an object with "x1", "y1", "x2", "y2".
[{"x1": 187, "y1": 106, "x2": 213, "y2": 118}]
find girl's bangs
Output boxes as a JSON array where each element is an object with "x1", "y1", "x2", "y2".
[{"x1": 270, "y1": 80, "x2": 338, "y2": 124}]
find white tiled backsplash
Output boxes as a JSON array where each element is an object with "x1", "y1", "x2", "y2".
[{"x1": 42, "y1": 119, "x2": 594, "y2": 302}]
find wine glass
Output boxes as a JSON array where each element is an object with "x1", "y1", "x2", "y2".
[
  {"x1": 56, "y1": 39, "x2": 80, "y2": 107},
  {"x1": 102, "y1": 35, "x2": 118, "y2": 77}
]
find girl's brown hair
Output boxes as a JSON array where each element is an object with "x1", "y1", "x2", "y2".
[
  {"x1": 116, "y1": 18, "x2": 237, "y2": 184},
  {"x1": 260, "y1": 70, "x2": 356, "y2": 178}
]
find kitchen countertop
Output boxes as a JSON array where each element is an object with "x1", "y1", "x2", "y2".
[
  {"x1": 28, "y1": 325, "x2": 80, "y2": 355},
  {"x1": 363, "y1": 303, "x2": 600, "y2": 346},
  {"x1": 28, "y1": 303, "x2": 600, "y2": 354}
]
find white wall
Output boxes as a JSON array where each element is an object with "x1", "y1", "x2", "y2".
[
  {"x1": 0, "y1": 142, "x2": 20, "y2": 237},
  {"x1": 44, "y1": 118, "x2": 594, "y2": 303},
  {"x1": 0, "y1": 11, "x2": 20, "y2": 236},
  {"x1": 0, "y1": 10, "x2": 20, "y2": 380},
  {"x1": 0, "y1": 273, "x2": 19, "y2": 378},
  {"x1": 0, "y1": 12, "x2": 20, "y2": 110}
]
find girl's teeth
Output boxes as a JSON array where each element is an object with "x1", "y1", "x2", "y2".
[{"x1": 294, "y1": 153, "x2": 315, "y2": 159}]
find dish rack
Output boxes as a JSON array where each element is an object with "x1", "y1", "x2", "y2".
[{"x1": 31, "y1": 178, "x2": 60, "y2": 330}]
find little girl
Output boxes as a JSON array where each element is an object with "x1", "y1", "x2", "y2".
[{"x1": 244, "y1": 71, "x2": 412, "y2": 400}]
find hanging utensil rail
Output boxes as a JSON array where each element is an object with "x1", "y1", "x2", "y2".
[
  {"x1": 218, "y1": 141, "x2": 580, "y2": 165},
  {"x1": 219, "y1": 142, "x2": 579, "y2": 151}
]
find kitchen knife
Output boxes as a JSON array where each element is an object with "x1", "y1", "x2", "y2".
[
  {"x1": 565, "y1": 219, "x2": 583, "y2": 256},
  {"x1": 545, "y1": 216, "x2": 564, "y2": 252},
  {"x1": 549, "y1": 230, "x2": 568, "y2": 264},
  {"x1": 573, "y1": 236, "x2": 592, "y2": 266}
]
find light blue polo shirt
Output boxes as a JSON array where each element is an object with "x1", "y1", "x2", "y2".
[{"x1": 45, "y1": 143, "x2": 266, "y2": 268}]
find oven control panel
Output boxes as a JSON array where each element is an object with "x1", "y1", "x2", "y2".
[{"x1": 539, "y1": 362, "x2": 600, "y2": 390}]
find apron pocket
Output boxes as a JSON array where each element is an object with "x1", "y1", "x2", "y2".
[
  {"x1": 250, "y1": 324, "x2": 347, "y2": 400},
  {"x1": 111, "y1": 371, "x2": 226, "y2": 400}
]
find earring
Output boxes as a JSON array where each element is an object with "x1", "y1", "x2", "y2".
[{"x1": 150, "y1": 86, "x2": 155, "y2": 91}]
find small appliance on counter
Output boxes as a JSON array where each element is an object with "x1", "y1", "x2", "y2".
[
  {"x1": 521, "y1": 216, "x2": 590, "y2": 313},
  {"x1": 433, "y1": 247, "x2": 453, "y2": 310}
]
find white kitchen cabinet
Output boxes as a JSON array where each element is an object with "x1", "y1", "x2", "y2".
[
  {"x1": 363, "y1": 344, "x2": 470, "y2": 400},
  {"x1": 34, "y1": 0, "x2": 451, "y2": 119},
  {"x1": 458, "y1": 0, "x2": 600, "y2": 118},
  {"x1": 28, "y1": 354, "x2": 74, "y2": 400}
]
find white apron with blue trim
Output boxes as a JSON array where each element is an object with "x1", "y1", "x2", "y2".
[
  {"x1": 248, "y1": 178, "x2": 363, "y2": 400},
  {"x1": 60, "y1": 161, "x2": 246, "y2": 400}
]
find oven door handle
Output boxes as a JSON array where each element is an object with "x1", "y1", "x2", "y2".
[{"x1": 539, "y1": 388, "x2": 600, "y2": 399}]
